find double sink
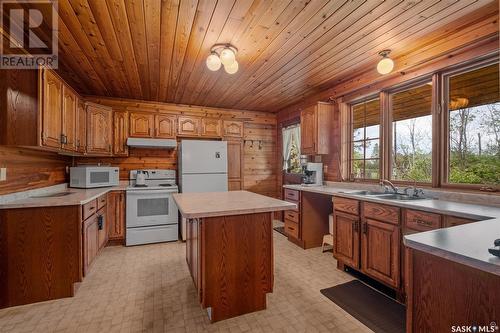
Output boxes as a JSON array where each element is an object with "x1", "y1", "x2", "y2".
[{"x1": 340, "y1": 190, "x2": 428, "y2": 201}]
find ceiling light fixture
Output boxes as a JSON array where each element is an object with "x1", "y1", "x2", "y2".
[
  {"x1": 206, "y1": 44, "x2": 239, "y2": 74},
  {"x1": 376, "y1": 50, "x2": 394, "y2": 75}
]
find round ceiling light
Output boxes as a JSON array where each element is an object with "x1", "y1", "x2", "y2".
[
  {"x1": 220, "y1": 47, "x2": 236, "y2": 66},
  {"x1": 206, "y1": 52, "x2": 222, "y2": 71},
  {"x1": 376, "y1": 50, "x2": 394, "y2": 75},
  {"x1": 224, "y1": 60, "x2": 239, "y2": 74},
  {"x1": 206, "y1": 44, "x2": 239, "y2": 74}
]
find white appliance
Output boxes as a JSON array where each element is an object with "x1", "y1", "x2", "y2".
[
  {"x1": 70, "y1": 166, "x2": 119, "y2": 188},
  {"x1": 126, "y1": 169, "x2": 179, "y2": 246},
  {"x1": 178, "y1": 140, "x2": 228, "y2": 240},
  {"x1": 126, "y1": 137, "x2": 177, "y2": 149}
]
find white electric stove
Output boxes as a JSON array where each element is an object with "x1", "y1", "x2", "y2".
[{"x1": 126, "y1": 169, "x2": 179, "y2": 246}]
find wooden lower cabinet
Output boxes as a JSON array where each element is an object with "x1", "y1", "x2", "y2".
[
  {"x1": 97, "y1": 207, "x2": 107, "y2": 249},
  {"x1": 361, "y1": 218, "x2": 400, "y2": 288},
  {"x1": 83, "y1": 213, "x2": 99, "y2": 276},
  {"x1": 333, "y1": 211, "x2": 360, "y2": 269},
  {"x1": 186, "y1": 218, "x2": 200, "y2": 293},
  {"x1": 107, "y1": 191, "x2": 125, "y2": 243}
]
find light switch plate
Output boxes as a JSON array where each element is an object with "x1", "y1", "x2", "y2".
[{"x1": 0, "y1": 168, "x2": 6, "y2": 181}]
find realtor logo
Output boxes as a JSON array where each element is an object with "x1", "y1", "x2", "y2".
[{"x1": 0, "y1": 0, "x2": 58, "y2": 69}]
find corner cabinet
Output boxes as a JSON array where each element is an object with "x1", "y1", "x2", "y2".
[
  {"x1": 113, "y1": 111, "x2": 129, "y2": 156},
  {"x1": 86, "y1": 103, "x2": 113, "y2": 156},
  {"x1": 300, "y1": 102, "x2": 333, "y2": 155}
]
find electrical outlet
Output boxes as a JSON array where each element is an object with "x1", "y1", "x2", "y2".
[{"x1": 0, "y1": 168, "x2": 6, "y2": 181}]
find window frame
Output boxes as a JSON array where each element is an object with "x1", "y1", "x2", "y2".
[
  {"x1": 348, "y1": 95, "x2": 382, "y2": 182},
  {"x1": 440, "y1": 57, "x2": 500, "y2": 190}
]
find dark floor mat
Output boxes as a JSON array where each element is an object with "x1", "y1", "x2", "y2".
[
  {"x1": 273, "y1": 226, "x2": 287, "y2": 236},
  {"x1": 320, "y1": 280, "x2": 405, "y2": 333}
]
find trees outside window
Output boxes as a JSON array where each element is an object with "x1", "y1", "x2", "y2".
[{"x1": 447, "y1": 63, "x2": 500, "y2": 185}]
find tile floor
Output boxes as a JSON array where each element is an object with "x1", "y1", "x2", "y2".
[{"x1": 0, "y1": 227, "x2": 371, "y2": 332}]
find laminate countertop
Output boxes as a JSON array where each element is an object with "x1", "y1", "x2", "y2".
[
  {"x1": 0, "y1": 182, "x2": 129, "y2": 209},
  {"x1": 283, "y1": 184, "x2": 500, "y2": 276},
  {"x1": 173, "y1": 190, "x2": 296, "y2": 218}
]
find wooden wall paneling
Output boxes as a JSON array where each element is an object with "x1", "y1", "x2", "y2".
[
  {"x1": 0, "y1": 147, "x2": 70, "y2": 195},
  {"x1": 0, "y1": 206, "x2": 81, "y2": 308}
]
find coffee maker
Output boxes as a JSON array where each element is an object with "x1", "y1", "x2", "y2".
[{"x1": 302, "y1": 162, "x2": 323, "y2": 186}]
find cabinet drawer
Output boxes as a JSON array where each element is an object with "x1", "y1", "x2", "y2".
[
  {"x1": 284, "y1": 210, "x2": 299, "y2": 223},
  {"x1": 363, "y1": 202, "x2": 400, "y2": 225},
  {"x1": 444, "y1": 215, "x2": 477, "y2": 228},
  {"x1": 333, "y1": 197, "x2": 359, "y2": 215},
  {"x1": 97, "y1": 195, "x2": 107, "y2": 210},
  {"x1": 284, "y1": 188, "x2": 300, "y2": 202},
  {"x1": 82, "y1": 199, "x2": 97, "y2": 221},
  {"x1": 284, "y1": 219, "x2": 299, "y2": 239},
  {"x1": 405, "y1": 209, "x2": 441, "y2": 231}
]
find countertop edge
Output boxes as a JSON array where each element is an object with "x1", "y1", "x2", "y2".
[{"x1": 178, "y1": 205, "x2": 295, "y2": 219}]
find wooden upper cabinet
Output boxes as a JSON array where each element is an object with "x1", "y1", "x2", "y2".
[
  {"x1": 333, "y1": 211, "x2": 360, "y2": 269},
  {"x1": 178, "y1": 116, "x2": 200, "y2": 136},
  {"x1": 129, "y1": 112, "x2": 154, "y2": 138},
  {"x1": 41, "y1": 70, "x2": 63, "y2": 149},
  {"x1": 86, "y1": 103, "x2": 112, "y2": 155},
  {"x1": 61, "y1": 85, "x2": 77, "y2": 152},
  {"x1": 113, "y1": 111, "x2": 129, "y2": 156},
  {"x1": 361, "y1": 218, "x2": 400, "y2": 288},
  {"x1": 300, "y1": 102, "x2": 333, "y2": 155},
  {"x1": 76, "y1": 100, "x2": 87, "y2": 154},
  {"x1": 223, "y1": 120, "x2": 243, "y2": 138},
  {"x1": 201, "y1": 118, "x2": 222, "y2": 137},
  {"x1": 155, "y1": 114, "x2": 176, "y2": 138}
]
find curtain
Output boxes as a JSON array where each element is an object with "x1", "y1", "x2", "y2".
[{"x1": 282, "y1": 125, "x2": 300, "y2": 171}]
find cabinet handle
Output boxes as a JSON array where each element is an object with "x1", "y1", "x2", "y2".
[
  {"x1": 362, "y1": 222, "x2": 368, "y2": 234},
  {"x1": 415, "y1": 218, "x2": 432, "y2": 226}
]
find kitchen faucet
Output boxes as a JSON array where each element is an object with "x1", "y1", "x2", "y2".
[{"x1": 380, "y1": 179, "x2": 398, "y2": 194}]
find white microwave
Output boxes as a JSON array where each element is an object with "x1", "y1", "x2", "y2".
[{"x1": 70, "y1": 166, "x2": 119, "y2": 188}]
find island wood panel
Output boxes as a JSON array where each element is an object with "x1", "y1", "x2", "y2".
[
  {"x1": 0, "y1": 147, "x2": 70, "y2": 195},
  {"x1": 201, "y1": 212, "x2": 273, "y2": 322},
  {"x1": 0, "y1": 206, "x2": 81, "y2": 308},
  {"x1": 406, "y1": 249, "x2": 500, "y2": 333}
]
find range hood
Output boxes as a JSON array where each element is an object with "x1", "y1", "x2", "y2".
[{"x1": 126, "y1": 138, "x2": 177, "y2": 149}]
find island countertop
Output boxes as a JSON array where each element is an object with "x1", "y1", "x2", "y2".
[{"x1": 173, "y1": 190, "x2": 296, "y2": 218}]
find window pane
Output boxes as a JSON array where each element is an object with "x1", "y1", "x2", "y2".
[
  {"x1": 448, "y1": 64, "x2": 500, "y2": 185},
  {"x1": 391, "y1": 83, "x2": 433, "y2": 182},
  {"x1": 351, "y1": 98, "x2": 380, "y2": 180}
]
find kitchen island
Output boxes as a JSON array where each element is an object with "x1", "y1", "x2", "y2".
[{"x1": 173, "y1": 191, "x2": 296, "y2": 322}]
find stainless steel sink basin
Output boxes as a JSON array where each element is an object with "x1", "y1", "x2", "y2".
[
  {"x1": 374, "y1": 193, "x2": 428, "y2": 201},
  {"x1": 31, "y1": 192, "x2": 75, "y2": 198},
  {"x1": 339, "y1": 190, "x2": 385, "y2": 195}
]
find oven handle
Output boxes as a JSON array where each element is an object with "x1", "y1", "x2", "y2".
[{"x1": 126, "y1": 190, "x2": 177, "y2": 195}]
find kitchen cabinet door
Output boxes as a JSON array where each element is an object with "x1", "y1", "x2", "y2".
[
  {"x1": 361, "y1": 218, "x2": 400, "y2": 288},
  {"x1": 227, "y1": 139, "x2": 242, "y2": 190},
  {"x1": 186, "y1": 218, "x2": 199, "y2": 290},
  {"x1": 113, "y1": 111, "x2": 129, "y2": 156},
  {"x1": 97, "y1": 207, "x2": 107, "y2": 249},
  {"x1": 41, "y1": 69, "x2": 63, "y2": 149},
  {"x1": 300, "y1": 105, "x2": 316, "y2": 154},
  {"x1": 223, "y1": 120, "x2": 243, "y2": 138},
  {"x1": 129, "y1": 112, "x2": 154, "y2": 138},
  {"x1": 333, "y1": 211, "x2": 360, "y2": 269},
  {"x1": 155, "y1": 114, "x2": 176, "y2": 138},
  {"x1": 107, "y1": 191, "x2": 125, "y2": 241},
  {"x1": 76, "y1": 100, "x2": 87, "y2": 154},
  {"x1": 61, "y1": 85, "x2": 77, "y2": 152},
  {"x1": 83, "y1": 215, "x2": 99, "y2": 276},
  {"x1": 86, "y1": 103, "x2": 112, "y2": 155},
  {"x1": 178, "y1": 116, "x2": 200, "y2": 136},
  {"x1": 201, "y1": 118, "x2": 222, "y2": 137}
]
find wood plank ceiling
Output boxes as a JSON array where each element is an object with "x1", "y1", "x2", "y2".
[{"x1": 16, "y1": 0, "x2": 500, "y2": 112}]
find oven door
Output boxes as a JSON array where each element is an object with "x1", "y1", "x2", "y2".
[{"x1": 126, "y1": 190, "x2": 178, "y2": 228}]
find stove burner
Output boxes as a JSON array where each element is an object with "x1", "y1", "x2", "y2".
[
  {"x1": 134, "y1": 184, "x2": 148, "y2": 188},
  {"x1": 159, "y1": 183, "x2": 173, "y2": 187}
]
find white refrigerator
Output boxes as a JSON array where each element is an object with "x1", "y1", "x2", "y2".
[{"x1": 178, "y1": 140, "x2": 228, "y2": 240}]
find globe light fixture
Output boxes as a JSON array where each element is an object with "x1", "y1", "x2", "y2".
[
  {"x1": 224, "y1": 60, "x2": 239, "y2": 74},
  {"x1": 206, "y1": 44, "x2": 239, "y2": 74},
  {"x1": 206, "y1": 52, "x2": 222, "y2": 71},
  {"x1": 376, "y1": 50, "x2": 394, "y2": 75},
  {"x1": 220, "y1": 47, "x2": 236, "y2": 66}
]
